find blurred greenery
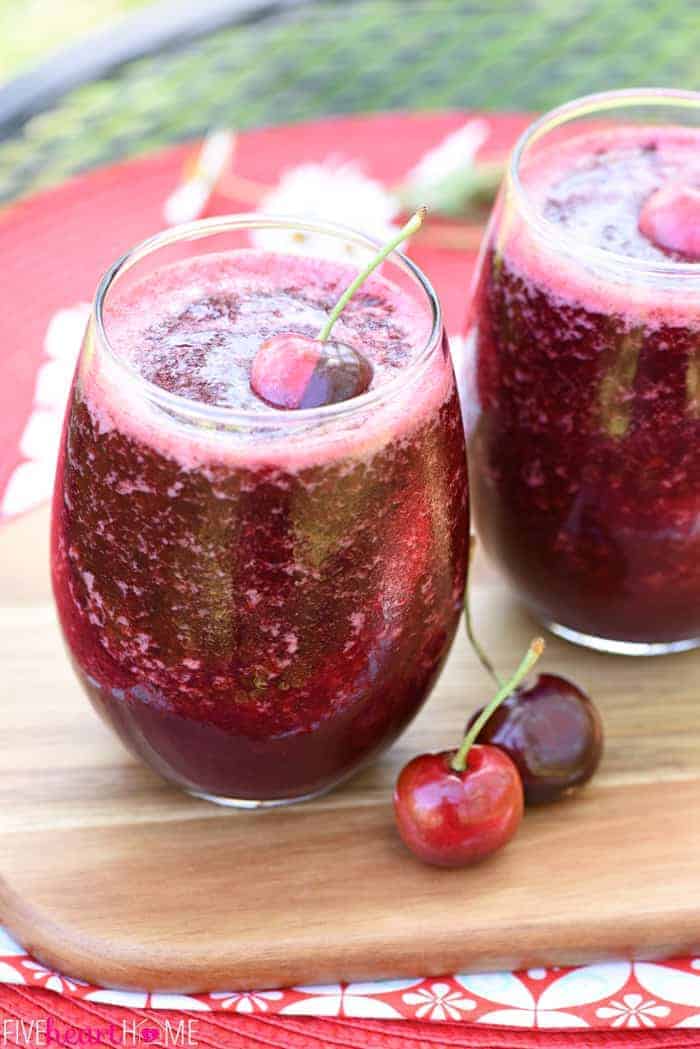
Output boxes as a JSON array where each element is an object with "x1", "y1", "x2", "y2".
[
  {"x1": 0, "y1": 0, "x2": 149, "y2": 79},
  {"x1": 1, "y1": 0, "x2": 699, "y2": 203}
]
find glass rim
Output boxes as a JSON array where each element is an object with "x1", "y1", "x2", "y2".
[
  {"x1": 509, "y1": 87, "x2": 700, "y2": 279},
  {"x1": 93, "y1": 213, "x2": 443, "y2": 428}
]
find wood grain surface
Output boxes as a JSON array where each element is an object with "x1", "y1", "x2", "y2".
[{"x1": 1, "y1": 505, "x2": 699, "y2": 992}]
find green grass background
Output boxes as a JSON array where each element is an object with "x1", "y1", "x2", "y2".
[{"x1": 0, "y1": 0, "x2": 149, "y2": 78}]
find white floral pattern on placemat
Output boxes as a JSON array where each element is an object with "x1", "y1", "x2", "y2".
[
  {"x1": 1, "y1": 928, "x2": 700, "y2": 1028},
  {"x1": 1, "y1": 303, "x2": 89, "y2": 520},
  {"x1": 402, "y1": 981, "x2": 476, "y2": 1021},
  {"x1": 208, "y1": 990, "x2": 285, "y2": 1014}
]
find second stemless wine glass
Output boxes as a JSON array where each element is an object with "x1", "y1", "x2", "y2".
[
  {"x1": 51, "y1": 215, "x2": 469, "y2": 805},
  {"x1": 467, "y1": 89, "x2": 700, "y2": 655}
]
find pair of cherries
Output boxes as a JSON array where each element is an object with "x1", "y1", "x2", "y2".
[{"x1": 394, "y1": 625, "x2": 603, "y2": 868}]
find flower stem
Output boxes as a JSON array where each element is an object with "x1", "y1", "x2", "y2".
[
  {"x1": 464, "y1": 536, "x2": 503, "y2": 687},
  {"x1": 451, "y1": 637, "x2": 545, "y2": 773},
  {"x1": 317, "y1": 207, "x2": 426, "y2": 343}
]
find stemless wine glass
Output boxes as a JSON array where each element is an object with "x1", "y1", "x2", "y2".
[
  {"x1": 466, "y1": 89, "x2": 700, "y2": 655},
  {"x1": 51, "y1": 215, "x2": 469, "y2": 805}
]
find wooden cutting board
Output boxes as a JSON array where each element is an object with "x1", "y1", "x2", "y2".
[{"x1": 2, "y1": 505, "x2": 700, "y2": 993}]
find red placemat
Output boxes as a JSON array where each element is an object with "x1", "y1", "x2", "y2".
[{"x1": 3, "y1": 986, "x2": 700, "y2": 1048}]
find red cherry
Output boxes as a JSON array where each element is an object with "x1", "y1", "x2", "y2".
[
  {"x1": 250, "y1": 333, "x2": 373, "y2": 410},
  {"x1": 393, "y1": 745, "x2": 523, "y2": 868},
  {"x1": 638, "y1": 182, "x2": 700, "y2": 260},
  {"x1": 393, "y1": 637, "x2": 543, "y2": 868},
  {"x1": 466, "y1": 673, "x2": 603, "y2": 805}
]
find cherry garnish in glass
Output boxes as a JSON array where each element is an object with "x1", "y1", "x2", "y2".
[
  {"x1": 251, "y1": 208, "x2": 426, "y2": 410},
  {"x1": 251, "y1": 334, "x2": 373, "y2": 409},
  {"x1": 393, "y1": 638, "x2": 543, "y2": 868},
  {"x1": 638, "y1": 182, "x2": 700, "y2": 260}
]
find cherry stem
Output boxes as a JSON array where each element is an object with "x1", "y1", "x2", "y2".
[
  {"x1": 317, "y1": 206, "x2": 427, "y2": 343},
  {"x1": 464, "y1": 536, "x2": 504, "y2": 688},
  {"x1": 450, "y1": 637, "x2": 545, "y2": 773}
]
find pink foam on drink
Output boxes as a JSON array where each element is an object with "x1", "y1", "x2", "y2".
[
  {"x1": 503, "y1": 126, "x2": 700, "y2": 325},
  {"x1": 83, "y1": 250, "x2": 447, "y2": 472}
]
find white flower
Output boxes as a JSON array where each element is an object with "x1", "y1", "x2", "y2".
[
  {"x1": 596, "y1": 993, "x2": 671, "y2": 1028},
  {"x1": 1, "y1": 303, "x2": 89, "y2": 520},
  {"x1": 209, "y1": 990, "x2": 284, "y2": 1013},
  {"x1": 281, "y1": 981, "x2": 414, "y2": 1019},
  {"x1": 149, "y1": 993, "x2": 211, "y2": 1010},
  {"x1": 86, "y1": 989, "x2": 149, "y2": 1007},
  {"x1": 402, "y1": 981, "x2": 476, "y2": 1021},
  {"x1": 458, "y1": 965, "x2": 632, "y2": 1028},
  {"x1": 21, "y1": 960, "x2": 87, "y2": 994},
  {"x1": 252, "y1": 160, "x2": 401, "y2": 262},
  {"x1": 0, "y1": 929, "x2": 25, "y2": 956},
  {"x1": 0, "y1": 963, "x2": 25, "y2": 985},
  {"x1": 635, "y1": 961, "x2": 700, "y2": 1006},
  {"x1": 164, "y1": 130, "x2": 236, "y2": 225},
  {"x1": 0, "y1": 929, "x2": 26, "y2": 984},
  {"x1": 405, "y1": 119, "x2": 490, "y2": 189}
]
